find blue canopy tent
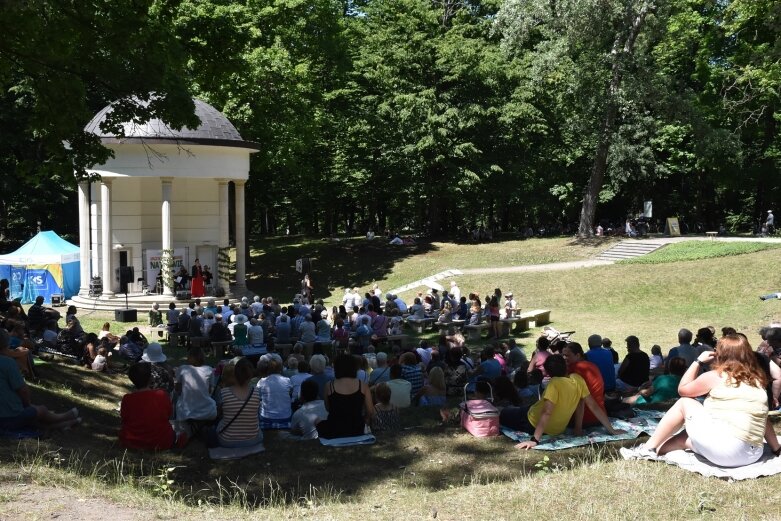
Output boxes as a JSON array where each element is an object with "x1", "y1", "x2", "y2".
[{"x1": 0, "y1": 231, "x2": 81, "y2": 304}]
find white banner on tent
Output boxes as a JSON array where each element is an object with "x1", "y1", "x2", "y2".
[{"x1": 145, "y1": 248, "x2": 187, "y2": 288}]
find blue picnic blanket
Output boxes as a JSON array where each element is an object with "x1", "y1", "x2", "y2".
[{"x1": 501, "y1": 409, "x2": 663, "y2": 450}]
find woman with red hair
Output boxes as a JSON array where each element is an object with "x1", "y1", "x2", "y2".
[{"x1": 628, "y1": 334, "x2": 781, "y2": 467}]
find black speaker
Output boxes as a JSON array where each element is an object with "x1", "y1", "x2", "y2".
[
  {"x1": 296, "y1": 257, "x2": 311, "y2": 274},
  {"x1": 115, "y1": 308, "x2": 137, "y2": 322}
]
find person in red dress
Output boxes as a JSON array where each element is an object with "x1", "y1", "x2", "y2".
[{"x1": 190, "y1": 258, "x2": 205, "y2": 297}]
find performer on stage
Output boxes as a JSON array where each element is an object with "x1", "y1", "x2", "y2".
[
  {"x1": 302, "y1": 273, "x2": 313, "y2": 302},
  {"x1": 191, "y1": 258, "x2": 205, "y2": 297}
]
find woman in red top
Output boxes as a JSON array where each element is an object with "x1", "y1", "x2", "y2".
[{"x1": 562, "y1": 342, "x2": 606, "y2": 426}]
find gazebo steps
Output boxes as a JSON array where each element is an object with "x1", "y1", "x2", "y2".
[{"x1": 67, "y1": 292, "x2": 245, "y2": 312}]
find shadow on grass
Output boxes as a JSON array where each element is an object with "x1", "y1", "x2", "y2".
[
  {"x1": 2, "y1": 362, "x2": 637, "y2": 510},
  {"x1": 246, "y1": 236, "x2": 438, "y2": 302}
]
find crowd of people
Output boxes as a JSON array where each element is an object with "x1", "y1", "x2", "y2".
[{"x1": 2, "y1": 276, "x2": 781, "y2": 470}]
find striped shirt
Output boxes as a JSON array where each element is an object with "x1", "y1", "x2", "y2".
[{"x1": 218, "y1": 387, "x2": 261, "y2": 443}]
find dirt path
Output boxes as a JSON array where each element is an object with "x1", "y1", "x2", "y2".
[{"x1": 0, "y1": 482, "x2": 153, "y2": 521}]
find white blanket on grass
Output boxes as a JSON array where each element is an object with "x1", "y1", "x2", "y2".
[
  {"x1": 620, "y1": 446, "x2": 781, "y2": 480},
  {"x1": 319, "y1": 434, "x2": 376, "y2": 447}
]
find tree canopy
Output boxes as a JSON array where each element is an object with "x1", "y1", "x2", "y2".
[{"x1": 0, "y1": 0, "x2": 778, "y2": 242}]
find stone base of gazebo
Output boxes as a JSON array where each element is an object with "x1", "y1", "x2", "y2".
[{"x1": 68, "y1": 287, "x2": 249, "y2": 312}]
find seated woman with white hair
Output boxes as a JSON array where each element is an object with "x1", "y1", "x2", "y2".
[
  {"x1": 306, "y1": 354, "x2": 335, "y2": 400},
  {"x1": 257, "y1": 357, "x2": 293, "y2": 429}
]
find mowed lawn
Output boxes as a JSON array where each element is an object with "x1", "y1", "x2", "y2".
[{"x1": 3, "y1": 240, "x2": 781, "y2": 520}]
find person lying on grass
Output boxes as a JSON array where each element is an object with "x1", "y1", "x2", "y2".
[
  {"x1": 0, "y1": 330, "x2": 80, "y2": 432},
  {"x1": 626, "y1": 335, "x2": 781, "y2": 467},
  {"x1": 500, "y1": 354, "x2": 624, "y2": 449},
  {"x1": 119, "y1": 362, "x2": 187, "y2": 450}
]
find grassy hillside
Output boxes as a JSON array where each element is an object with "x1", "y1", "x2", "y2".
[{"x1": 4, "y1": 238, "x2": 781, "y2": 520}]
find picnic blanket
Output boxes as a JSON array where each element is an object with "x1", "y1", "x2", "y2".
[
  {"x1": 620, "y1": 446, "x2": 781, "y2": 480},
  {"x1": 0, "y1": 427, "x2": 40, "y2": 440},
  {"x1": 319, "y1": 433, "x2": 376, "y2": 447},
  {"x1": 208, "y1": 442, "x2": 265, "y2": 460},
  {"x1": 501, "y1": 409, "x2": 663, "y2": 450}
]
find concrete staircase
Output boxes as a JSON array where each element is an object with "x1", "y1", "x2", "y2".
[{"x1": 596, "y1": 240, "x2": 664, "y2": 261}]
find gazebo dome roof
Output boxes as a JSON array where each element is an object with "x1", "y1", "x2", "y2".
[{"x1": 85, "y1": 98, "x2": 260, "y2": 151}]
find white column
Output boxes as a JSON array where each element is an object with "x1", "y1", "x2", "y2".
[
  {"x1": 218, "y1": 179, "x2": 230, "y2": 292},
  {"x1": 161, "y1": 177, "x2": 173, "y2": 296},
  {"x1": 90, "y1": 183, "x2": 99, "y2": 277},
  {"x1": 100, "y1": 179, "x2": 114, "y2": 297},
  {"x1": 77, "y1": 181, "x2": 91, "y2": 296},
  {"x1": 234, "y1": 180, "x2": 247, "y2": 290}
]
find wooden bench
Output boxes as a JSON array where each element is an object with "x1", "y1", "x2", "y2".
[
  {"x1": 518, "y1": 309, "x2": 551, "y2": 329},
  {"x1": 463, "y1": 323, "x2": 489, "y2": 341},
  {"x1": 706, "y1": 231, "x2": 717, "y2": 240},
  {"x1": 405, "y1": 317, "x2": 435, "y2": 334},
  {"x1": 148, "y1": 325, "x2": 169, "y2": 341}
]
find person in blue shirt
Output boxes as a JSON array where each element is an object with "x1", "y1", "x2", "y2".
[
  {"x1": 0, "y1": 330, "x2": 81, "y2": 431},
  {"x1": 585, "y1": 334, "x2": 616, "y2": 392}
]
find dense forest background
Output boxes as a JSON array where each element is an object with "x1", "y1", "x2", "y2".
[{"x1": 0, "y1": 0, "x2": 779, "y2": 246}]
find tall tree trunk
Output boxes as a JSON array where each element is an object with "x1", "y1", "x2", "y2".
[{"x1": 578, "y1": 1, "x2": 655, "y2": 237}]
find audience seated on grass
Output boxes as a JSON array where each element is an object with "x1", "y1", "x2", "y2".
[
  {"x1": 257, "y1": 357, "x2": 293, "y2": 429},
  {"x1": 616, "y1": 336, "x2": 650, "y2": 393},
  {"x1": 491, "y1": 375, "x2": 522, "y2": 409},
  {"x1": 306, "y1": 354, "x2": 334, "y2": 400},
  {"x1": 372, "y1": 382, "x2": 400, "y2": 432},
  {"x1": 500, "y1": 355, "x2": 623, "y2": 449},
  {"x1": 316, "y1": 354, "x2": 375, "y2": 439},
  {"x1": 561, "y1": 342, "x2": 606, "y2": 426},
  {"x1": 624, "y1": 357, "x2": 687, "y2": 405},
  {"x1": 208, "y1": 357, "x2": 262, "y2": 449},
  {"x1": 505, "y1": 339, "x2": 527, "y2": 373},
  {"x1": 387, "y1": 364, "x2": 412, "y2": 408},
  {"x1": 400, "y1": 351, "x2": 424, "y2": 400},
  {"x1": 174, "y1": 347, "x2": 217, "y2": 426},
  {"x1": 527, "y1": 337, "x2": 551, "y2": 383},
  {"x1": 625, "y1": 335, "x2": 781, "y2": 467},
  {"x1": 585, "y1": 334, "x2": 616, "y2": 392},
  {"x1": 290, "y1": 379, "x2": 328, "y2": 440},
  {"x1": 142, "y1": 343, "x2": 174, "y2": 395},
  {"x1": 0, "y1": 330, "x2": 80, "y2": 434},
  {"x1": 416, "y1": 366, "x2": 447, "y2": 407},
  {"x1": 120, "y1": 362, "x2": 186, "y2": 450},
  {"x1": 369, "y1": 352, "x2": 391, "y2": 386}
]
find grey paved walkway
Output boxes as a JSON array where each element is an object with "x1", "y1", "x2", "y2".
[{"x1": 460, "y1": 259, "x2": 614, "y2": 275}]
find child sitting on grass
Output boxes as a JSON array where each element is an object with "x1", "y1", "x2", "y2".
[
  {"x1": 119, "y1": 362, "x2": 187, "y2": 450},
  {"x1": 91, "y1": 346, "x2": 109, "y2": 372},
  {"x1": 372, "y1": 382, "x2": 400, "y2": 432}
]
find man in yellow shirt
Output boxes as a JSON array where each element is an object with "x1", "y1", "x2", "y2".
[{"x1": 499, "y1": 355, "x2": 623, "y2": 448}]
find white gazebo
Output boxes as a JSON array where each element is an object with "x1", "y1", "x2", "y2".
[{"x1": 73, "y1": 98, "x2": 260, "y2": 306}]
